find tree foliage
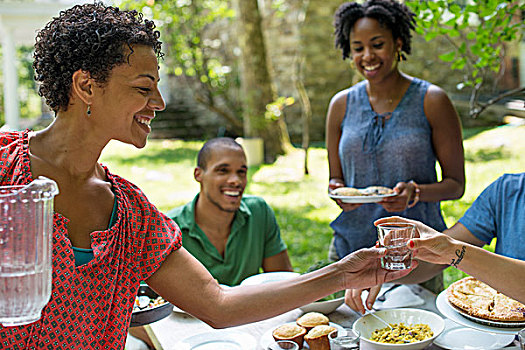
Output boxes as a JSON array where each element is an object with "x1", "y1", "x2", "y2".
[
  {"x1": 119, "y1": 0, "x2": 295, "y2": 162},
  {"x1": 118, "y1": 0, "x2": 243, "y2": 132},
  {"x1": 406, "y1": 0, "x2": 524, "y2": 118}
]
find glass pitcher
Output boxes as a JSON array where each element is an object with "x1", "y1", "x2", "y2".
[{"x1": 0, "y1": 177, "x2": 59, "y2": 327}]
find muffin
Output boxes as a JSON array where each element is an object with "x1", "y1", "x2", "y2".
[
  {"x1": 296, "y1": 312, "x2": 329, "y2": 331},
  {"x1": 331, "y1": 187, "x2": 361, "y2": 196},
  {"x1": 272, "y1": 323, "x2": 306, "y2": 348},
  {"x1": 304, "y1": 325, "x2": 337, "y2": 350}
]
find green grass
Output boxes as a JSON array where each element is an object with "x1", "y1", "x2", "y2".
[{"x1": 100, "y1": 124, "x2": 525, "y2": 289}]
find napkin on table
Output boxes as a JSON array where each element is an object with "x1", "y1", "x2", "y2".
[{"x1": 366, "y1": 284, "x2": 425, "y2": 309}]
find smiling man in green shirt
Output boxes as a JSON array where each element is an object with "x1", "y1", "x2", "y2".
[{"x1": 166, "y1": 138, "x2": 293, "y2": 286}]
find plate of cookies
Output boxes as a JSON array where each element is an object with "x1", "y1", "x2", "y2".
[
  {"x1": 259, "y1": 312, "x2": 344, "y2": 349},
  {"x1": 329, "y1": 186, "x2": 397, "y2": 204}
]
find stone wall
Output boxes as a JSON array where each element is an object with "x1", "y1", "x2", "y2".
[{"x1": 153, "y1": 1, "x2": 519, "y2": 141}]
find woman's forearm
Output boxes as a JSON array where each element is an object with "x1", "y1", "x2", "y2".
[
  {"x1": 149, "y1": 248, "x2": 344, "y2": 329},
  {"x1": 449, "y1": 241, "x2": 525, "y2": 304},
  {"x1": 418, "y1": 177, "x2": 464, "y2": 203},
  {"x1": 212, "y1": 263, "x2": 343, "y2": 328}
]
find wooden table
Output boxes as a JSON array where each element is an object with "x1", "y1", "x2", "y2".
[{"x1": 144, "y1": 284, "x2": 519, "y2": 349}]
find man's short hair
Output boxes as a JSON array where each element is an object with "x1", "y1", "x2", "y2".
[{"x1": 197, "y1": 138, "x2": 245, "y2": 170}]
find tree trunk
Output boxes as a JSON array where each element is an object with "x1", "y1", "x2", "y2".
[{"x1": 234, "y1": 0, "x2": 290, "y2": 163}]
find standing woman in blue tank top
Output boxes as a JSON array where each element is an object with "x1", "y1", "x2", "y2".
[{"x1": 325, "y1": 0, "x2": 465, "y2": 313}]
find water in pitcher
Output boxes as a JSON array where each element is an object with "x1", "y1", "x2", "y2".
[
  {"x1": 0, "y1": 269, "x2": 52, "y2": 326},
  {"x1": 0, "y1": 177, "x2": 58, "y2": 326}
]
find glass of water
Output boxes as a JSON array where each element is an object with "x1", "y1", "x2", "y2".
[
  {"x1": 377, "y1": 222, "x2": 416, "y2": 270},
  {"x1": 518, "y1": 327, "x2": 525, "y2": 350},
  {"x1": 329, "y1": 329, "x2": 360, "y2": 349}
]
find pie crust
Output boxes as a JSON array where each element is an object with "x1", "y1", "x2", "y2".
[{"x1": 447, "y1": 277, "x2": 525, "y2": 322}]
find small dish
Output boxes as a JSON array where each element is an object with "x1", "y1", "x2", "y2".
[
  {"x1": 130, "y1": 285, "x2": 173, "y2": 327},
  {"x1": 299, "y1": 296, "x2": 345, "y2": 315}
]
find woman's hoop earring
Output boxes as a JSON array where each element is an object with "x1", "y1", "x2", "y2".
[{"x1": 87, "y1": 105, "x2": 91, "y2": 116}]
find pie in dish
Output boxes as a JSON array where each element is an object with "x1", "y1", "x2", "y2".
[
  {"x1": 331, "y1": 186, "x2": 393, "y2": 197},
  {"x1": 359, "y1": 186, "x2": 394, "y2": 196},
  {"x1": 331, "y1": 187, "x2": 361, "y2": 196},
  {"x1": 447, "y1": 277, "x2": 525, "y2": 322}
]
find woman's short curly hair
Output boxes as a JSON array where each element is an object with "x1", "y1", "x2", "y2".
[
  {"x1": 33, "y1": 2, "x2": 163, "y2": 113},
  {"x1": 334, "y1": 0, "x2": 416, "y2": 60}
]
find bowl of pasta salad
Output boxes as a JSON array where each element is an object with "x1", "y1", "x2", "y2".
[{"x1": 352, "y1": 308, "x2": 444, "y2": 350}]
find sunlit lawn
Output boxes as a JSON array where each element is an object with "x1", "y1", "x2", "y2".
[{"x1": 100, "y1": 124, "x2": 525, "y2": 288}]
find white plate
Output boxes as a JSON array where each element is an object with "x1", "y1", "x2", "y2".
[
  {"x1": 299, "y1": 296, "x2": 345, "y2": 315},
  {"x1": 436, "y1": 290, "x2": 524, "y2": 334},
  {"x1": 240, "y1": 271, "x2": 300, "y2": 286},
  {"x1": 328, "y1": 193, "x2": 397, "y2": 204},
  {"x1": 259, "y1": 322, "x2": 344, "y2": 349},
  {"x1": 433, "y1": 318, "x2": 515, "y2": 349},
  {"x1": 174, "y1": 330, "x2": 256, "y2": 350}
]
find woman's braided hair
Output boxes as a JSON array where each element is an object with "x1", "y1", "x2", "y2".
[
  {"x1": 334, "y1": 0, "x2": 416, "y2": 60},
  {"x1": 33, "y1": 2, "x2": 163, "y2": 113}
]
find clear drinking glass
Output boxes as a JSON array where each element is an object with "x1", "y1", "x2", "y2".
[
  {"x1": 377, "y1": 222, "x2": 416, "y2": 270},
  {"x1": 518, "y1": 327, "x2": 525, "y2": 350},
  {"x1": 267, "y1": 340, "x2": 299, "y2": 350},
  {"x1": 0, "y1": 177, "x2": 59, "y2": 326},
  {"x1": 329, "y1": 329, "x2": 360, "y2": 349}
]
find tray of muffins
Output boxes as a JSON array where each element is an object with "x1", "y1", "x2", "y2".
[{"x1": 260, "y1": 312, "x2": 345, "y2": 349}]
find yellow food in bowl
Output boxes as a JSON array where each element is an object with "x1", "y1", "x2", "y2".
[{"x1": 370, "y1": 323, "x2": 433, "y2": 344}]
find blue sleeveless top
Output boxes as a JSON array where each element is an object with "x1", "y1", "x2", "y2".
[{"x1": 330, "y1": 78, "x2": 447, "y2": 258}]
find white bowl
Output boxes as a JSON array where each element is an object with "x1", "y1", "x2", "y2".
[
  {"x1": 239, "y1": 271, "x2": 300, "y2": 286},
  {"x1": 352, "y1": 308, "x2": 445, "y2": 350},
  {"x1": 299, "y1": 297, "x2": 345, "y2": 315}
]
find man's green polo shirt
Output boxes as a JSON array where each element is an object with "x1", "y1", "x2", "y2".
[{"x1": 166, "y1": 194, "x2": 287, "y2": 286}]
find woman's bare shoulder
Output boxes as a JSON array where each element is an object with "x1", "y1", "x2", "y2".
[
  {"x1": 328, "y1": 88, "x2": 350, "y2": 115},
  {"x1": 424, "y1": 83, "x2": 452, "y2": 105}
]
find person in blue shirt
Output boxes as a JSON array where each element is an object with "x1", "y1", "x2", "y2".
[{"x1": 346, "y1": 172, "x2": 525, "y2": 313}]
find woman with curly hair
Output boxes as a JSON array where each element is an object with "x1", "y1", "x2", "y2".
[
  {"x1": 325, "y1": 0, "x2": 465, "y2": 312},
  {"x1": 0, "y1": 3, "x2": 413, "y2": 349}
]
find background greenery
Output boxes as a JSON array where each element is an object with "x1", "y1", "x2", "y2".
[{"x1": 100, "y1": 124, "x2": 525, "y2": 289}]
